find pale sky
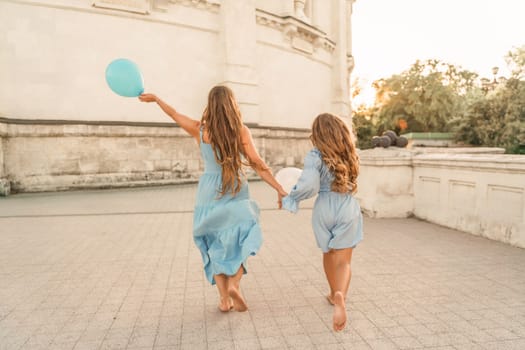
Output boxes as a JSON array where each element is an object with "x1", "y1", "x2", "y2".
[{"x1": 351, "y1": 0, "x2": 525, "y2": 105}]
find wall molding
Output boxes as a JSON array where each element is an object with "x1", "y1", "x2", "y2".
[
  {"x1": 169, "y1": 0, "x2": 219, "y2": 13},
  {"x1": 256, "y1": 9, "x2": 335, "y2": 55}
]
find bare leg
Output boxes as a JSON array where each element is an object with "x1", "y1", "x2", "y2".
[
  {"x1": 344, "y1": 260, "x2": 353, "y2": 297},
  {"x1": 323, "y1": 253, "x2": 336, "y2": 305},
  {"x1": 214, "y1": 274, "x2": 232, "y2": 312},
  {"x1": 324, "y1": 249, "x2": 354, "y2": 302},
  {"x1": 328, "y1": 248, "x2": 353, "y2": 331},
  {"x1": 227, "y1": 266, "x2": 248, "y2": 312}
]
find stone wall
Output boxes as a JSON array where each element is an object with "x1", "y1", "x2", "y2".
[
  {"x1": 0, "y1": 118, "x2": 310, "y2": 194},
  {"x1": 357, "y1": 148, "x2": 525, "y2": 248},
  {"x1": 357, "y1": 149, "x2": 414, "y2": 218},
  {"x1": 413, "y1": 154, "x2": 525, "y2": 248}
]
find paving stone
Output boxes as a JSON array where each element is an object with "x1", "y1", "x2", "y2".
[{"x1": 0, "y1": 183, "x2": 524, "y2": 350}]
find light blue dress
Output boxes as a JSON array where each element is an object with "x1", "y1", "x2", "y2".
[
  {"x1": 193, "y1": 129, "x2": 262, "y2": 285},
  {"x1": 282, "y1": 148, "x2": 363, "y2": 252}
]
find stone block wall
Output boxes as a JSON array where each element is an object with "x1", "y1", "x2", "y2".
[
  {"x1": 0, "y1": 119, "x2": 311, "y2": 194},
  {"x1": 357, "y1": 148, "x2": 525, "y2": 248}
]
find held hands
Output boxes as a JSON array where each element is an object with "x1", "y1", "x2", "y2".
[{"x1": 138, "y1": 93, "x2": 158, "y2": 103}]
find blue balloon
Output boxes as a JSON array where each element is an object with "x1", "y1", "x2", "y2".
[{"x1": 105, "y1": 58, "x2": 144, "y2": 97}]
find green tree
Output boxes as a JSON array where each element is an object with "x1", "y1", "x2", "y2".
[
  {"x1": 456, "y1": 79, "x2": 525, "y2": 153},
  {"x1": 454, "y1": 46, "x2": 525, "y2": 153},
  {"x1": 506, "y1": 45, "x2": 525, "y2": 80},
  {"x1": 352, "y1": 105, "x2": 378, "y2": 149},
  {"x1": 373, "y1": 59, "x2": 478, "y2": 133}
]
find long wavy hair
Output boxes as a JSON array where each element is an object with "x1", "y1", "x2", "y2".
[
  {"x1": 201, "y1": 85, "x2": 245, "y2": 197},
  {"x1": 310, "y1": 113, "x2": 359, "y2": 194}
]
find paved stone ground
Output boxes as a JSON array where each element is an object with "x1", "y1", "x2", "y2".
[{"x1": 0, "y1": 182, "x2": 524, "y2": 350}]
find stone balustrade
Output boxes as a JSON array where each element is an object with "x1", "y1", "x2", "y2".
[{"x1": 357, "y1": 148, "x2": 525, "y2": 248}]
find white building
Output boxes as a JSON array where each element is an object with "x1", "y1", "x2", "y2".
[
  {"x1": 1, "y1": 0, "x2": 355, "y2": 127},
  {"x1": 0, "y1": 0, "x2": 356, "y2": 195}
]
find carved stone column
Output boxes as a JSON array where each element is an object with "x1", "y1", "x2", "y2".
[
  {"x1": 220, "y1": 0, "x2": 259, "y2": 124},
  {"x1": 346, "y1": 0, "x2": 356, "y2": 123},
  {"x1": 346, "y1": 0, "x2": 355, "y2": 73},
  {"x1": 309, "y1": 0, "x2": 318, "y2": 26},
  {"x1": 294, "y1": 0, "x2": 309, "y2": 22},
  {"x1": 331, "y1": 0, "x2": 350, "y2": 119}
]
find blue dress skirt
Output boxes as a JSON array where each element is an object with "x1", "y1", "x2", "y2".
[{"x1": 193, "y1": 131, "x2": 262, "y2": 285}]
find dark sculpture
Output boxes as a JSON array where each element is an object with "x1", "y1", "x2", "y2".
[{"x1": 371, "y1": 130, "x2": 408, "y2": 148}]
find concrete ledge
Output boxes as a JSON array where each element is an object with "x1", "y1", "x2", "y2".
[
  {"x1": 412, "y1": 146, "x2": 505, "y2": 154},
  {"x1": 0, "y1": 118, "x2": 312, "y2": 194},
  {"x1": 413, "y1": 153, "x2": 525, "y2": 173},
  {"x1": 9, "y1": 172, "x2": 198, "y2": 193},
  {"x1": 358, "y1": 148, "x2": 413, "y2": 166},
  {"x1": 357, "y1": 147, "x2": 525, "y2": 248}
]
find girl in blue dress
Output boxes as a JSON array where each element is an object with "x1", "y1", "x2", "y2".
[
  {"x1": 139, "y1": 86, "x2": 286, "y2": 312},
  {"x1": 281, "y1": 113, "x2": 363, "y2": 331}
]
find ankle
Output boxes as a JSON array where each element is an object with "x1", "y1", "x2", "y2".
[{"x1": 334, "y1": 291, "x2": 345, "y2": 302}]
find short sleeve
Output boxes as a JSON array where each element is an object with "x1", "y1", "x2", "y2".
[{"x1": 282, "y1": 149, "x2": 322, "y2": 213}]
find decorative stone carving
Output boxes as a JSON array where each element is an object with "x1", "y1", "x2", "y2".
[
  {"x1": 347, "y1": 54, "x2": 355, "y2": 73},
  {"x1": 169, "y1": 0, "x2": 220, "y2": 13},
  {"x1": 283, "y1": 22, "x2": 298, "y2": 38},
  {"x1": 92, "y1": 0, "x2": 220, "y2": 16},
  {"x1": 151, "y1": 0, "x2": 169, "y2": 12},
  {"x1": 294, "y1": 0, "x2": 310, "y2": 23},
  {"x1": 292, "y1": 36, "x2": 313, "y2": 54},
  {"x1": 256, "y1": 10, "x2": 334, "y2": 54}
]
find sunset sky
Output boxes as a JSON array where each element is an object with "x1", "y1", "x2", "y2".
[{"x1": 351, "y1": 0, "x2": 525, "y2": 105}]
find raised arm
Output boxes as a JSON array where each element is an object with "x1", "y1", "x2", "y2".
[
  {"x1": 241, "y1": 126, "x2": 287, "y2": 198},
  {"x1": 139, "y1": 93, "x2": 200, "y2": 141}
]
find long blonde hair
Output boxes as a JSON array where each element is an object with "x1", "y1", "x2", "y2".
[
  {"x1": 201, "y1": 85, "x2": 245, "y2": 197},
  {"x1": 310, "y1": 113, "x2": 359, "y2": 193}
]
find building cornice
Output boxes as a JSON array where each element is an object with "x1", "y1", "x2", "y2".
[
  {"x1": 255, "y1": 9, "x2": 336, "y2": 54},
  {"x1": 0, "y1": 117, "x2": 310, "y2": 138}
]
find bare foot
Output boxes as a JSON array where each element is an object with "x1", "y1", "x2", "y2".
[
  {"x1": 326, "y1": 294, "x2": 335, "y2": 305},
  {"x1": 228, "y1": 286, "x2": 248, "y2": 312},
  {"x1": 218, "y1": 297, "x2": 233, "y2": 312},
  {"x1": 332, "y1": 291, "x2": 347, "y2": 332}
]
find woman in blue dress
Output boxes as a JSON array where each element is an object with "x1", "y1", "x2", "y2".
[
  {"x1": 139, "y1": 86, "x2": 286, "y2": 312},
  {"x1": 281, "y1": 113, "x2": 363, "y2": 331}
]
